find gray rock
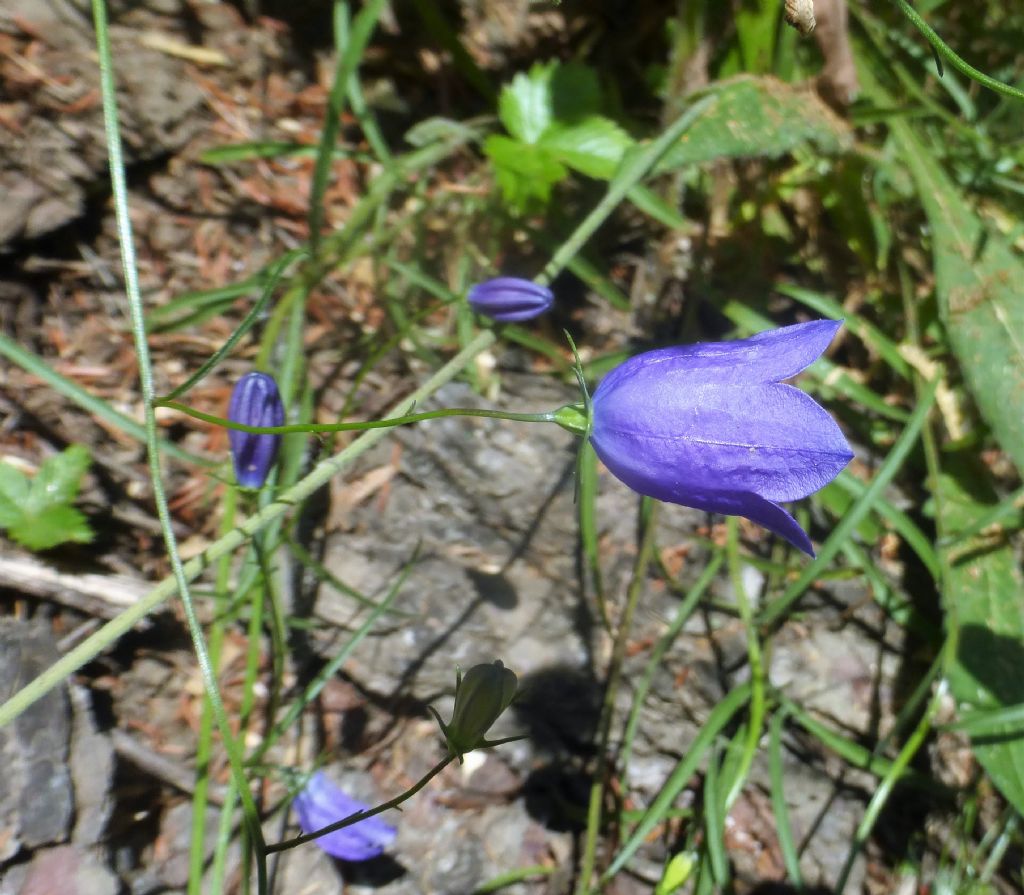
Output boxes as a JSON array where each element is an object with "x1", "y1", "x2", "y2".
[{"x1": 0, "y1": 620, "x2": 74, "y2": 859}]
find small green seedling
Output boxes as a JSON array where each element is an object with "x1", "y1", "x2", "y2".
[{"x1": 0, "y1": 444, "x2": 94, "y2": 551}]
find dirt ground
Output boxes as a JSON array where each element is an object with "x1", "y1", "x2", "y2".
[{"x1": 0, "y1": 1, "x2": 989, "y2": 893}]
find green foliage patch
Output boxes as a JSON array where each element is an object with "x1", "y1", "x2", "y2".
[{"x1": 0, "y1": 445, "x2": 94, "y2": 551}]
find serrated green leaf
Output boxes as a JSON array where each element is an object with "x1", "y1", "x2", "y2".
[
  {"x1": 29, "y1": 444, "x2": 91, "y2": 511},
  {"x1": 0, "y1": 446, "x2": 93, "y2": 551},
  {"x1": 547, "y1": 61, "x2": 602, "y2": 122},
  {"x1": 498, "y1": 61, "x2": 604, "y2": 146},
  {"x1": 940, "y1": 453, "x2": 1024, "y2": 816},
  {"x1": 9, "y1": 505, "x2": 94, "y2": 551},
  {"x1": 891, "y1": 119, "x2": 1024, "y2": 476},
  {"x1": 539, "y1": 116, "x2": 634, "y2": 179},
  {"x1": 654, "y1": 75, "x2": 851, "y2": 173},
  {"x1": 498, "y1": 63, "x2": 555, "y2": 144},
  {"x1": 484, "y1": 134, "x2": 566, "y2": 207}
]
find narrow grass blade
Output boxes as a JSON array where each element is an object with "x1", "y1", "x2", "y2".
[
  {"x1": 602, "y1": 683, "x2": 751, "y2": 882},
  {"x1": 0, "y1": 331, "x2": 208, "y2": 467}
]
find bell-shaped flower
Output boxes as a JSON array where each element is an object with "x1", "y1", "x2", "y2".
[
  {"x1": 429, "y1": 660, "x2": 520, "y2": 761},
  {"x1": 227, "y1": 371, "x2": 285, "y2": 489},
  {"x1": 588, "y1": 320, "x2": 853, "y2": 556},
  {"x1": 467, "y1": 277, "x2": 554, "y2": 322},
  {"x1": 292, "y1": 772, "x2": 396, "y2": 861}
]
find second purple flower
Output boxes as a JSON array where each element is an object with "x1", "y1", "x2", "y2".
[{"x1": 467, "y1": 277, "x2": 553, "y2": 322}]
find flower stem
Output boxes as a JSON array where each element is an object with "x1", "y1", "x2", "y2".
[
  {"x1": 153, "y1": 401, "x2": 559, "y2": 434},
  {"x1": 265, "y1": 754, "x2": 456, "y2": 854}
]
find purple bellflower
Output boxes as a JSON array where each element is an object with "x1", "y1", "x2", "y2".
[
  {"x1": 588, "y1": 320, "x2": 853, "y2": 557},
  {"x1": 227, "y1": 371, "x2": 285, "y2": 489},
  {"x1": 292, "y1": 772, "x2": 397, "y2": 862},
  {"x1": 467, "y1": 277, "x2": 554, "y2": 322}
]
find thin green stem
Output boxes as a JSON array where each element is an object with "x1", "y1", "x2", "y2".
[
  {"x1": 619, "y1": 552, "x2": 723, "y2": 771},
  {"x1": 154, "y1": 401, "x2": 560, "y2": 433},
  {"x1": 834, "y1": 679, "x2": 949, "y2": 892},
  {"x1": 265, "y1": 755, "x2": 456, "y2": 854},
  {"x1": 90, "y1": 1, "x2": 267, "y2": 889},
  {"x1": 188, "y1": 485, "x2": 238, "y2": 894},
  {"x1": 575, "y1": 500, "x2": 659, "y2": 895},
  {"x1": 600, "y1": 683, "x2": 752, "y2": 883},
  {"x1": 890, "y1": 0, "x2": 1024, "y2": 101}
]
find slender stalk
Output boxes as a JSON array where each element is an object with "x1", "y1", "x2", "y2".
[
  {"x1": 90, "y1": 1, "x2": 267, "y2": 889},
  {"x1": 0, "y1": 331, "x2": 207, "y2": 466},
  {"x1": 188, "y1": 485, "x2": 238, "y2": 894},
  {"x1": 834, "y1": 679, "x2": 949, "y2": 892},
  {"x1": 153, "y1": 401, "x2": 560, "y2": 433},
  {"x1": 890, "y1": 0, "x2": 1024, "y2": 101},
  {"x1": 265, "y1": 755, "x2": 456, "y2": 854}
]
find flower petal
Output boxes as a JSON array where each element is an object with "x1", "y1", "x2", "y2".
[
  {"x1": 728, "y1": 492, "x2": 815, "y2": 557},
  {"x1": 293, "y1": 772, "x2": 396, "y2": 862},
  {"x1": 594, "y1": 319, "x2": 842, "y2": 391},
  {"x1": 592, "y1": 378, "x2": 852, "y2": 504}
]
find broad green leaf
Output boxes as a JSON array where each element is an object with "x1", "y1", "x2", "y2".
[
  {"x1": 484, "y1": 134, "x2": 566, "y2": 206},
  {"x1": 29, "y1": 444, "x2": 91, "y2": 511},
  {"x1": 498, "y1": 63, "x2": 555, "y2": 144},
  {"x1": 9, "y1": 504, "x2": 93, "y2": 552},
  {"x1": 940, "y1": 453, "x2": 1024, "y2": 815},
  {"x1": 0, "y1": 492, "x2": 22, "y2": 528},
  {"x1": 497, "y1": 61, "x2": 604, "y2": 146},
  {"x1": 654, "y1": 75, "x2": 852, "y2": 173},
  {"x1": 891, "y1": 119, "x2": 1024, "y2": 475},
  {"x1": 539, "y1": 116, "x2": 634, "y2": 180}
]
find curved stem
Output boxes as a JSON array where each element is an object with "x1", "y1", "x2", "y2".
[
  {"x1": 153, "y1": 401, "x2": 560, "y2": 434},
  {"x1": 891, "y1": 0, "x2": 1024, "y2": 101},
  {"x1": 265, "y1": 755, "x2": 456, "y2": 854}
]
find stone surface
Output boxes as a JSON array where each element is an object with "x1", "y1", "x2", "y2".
[{"x1": 0, "y1": 620, "x2": 74, "y2": 861}]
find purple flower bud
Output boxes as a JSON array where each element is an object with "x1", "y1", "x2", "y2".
[
  {"x1": 227, "y1": 372, "x2": 285, "y2": 489},
  {"x1": 589, "y1": 320, "x2": 854, "y2": 557},
  {"x1": 292, "y1": 772, "x2": 397, "y2": 861},
  {"x1": 467, "y1": 277, "x2": 554, "y2": 322}
]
